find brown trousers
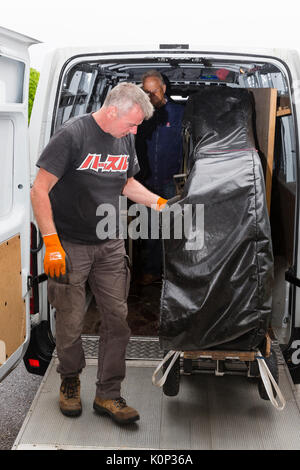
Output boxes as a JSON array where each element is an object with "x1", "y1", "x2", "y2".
[{"x1": 47, "y1": 238, "x2": 131, "y2": 399}]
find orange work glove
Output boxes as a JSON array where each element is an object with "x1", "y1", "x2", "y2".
[
  {"x1": 43, "y1": 233, "x2": 66, "y2": 278},
  {"x1": 156, "y1": 197, "x2": 168, "y2": 211}
]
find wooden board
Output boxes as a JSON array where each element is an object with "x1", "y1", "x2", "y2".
[
  {"x1": 277, "y1": 107, "x2": 291, "y2": 117},
  {"x1": 250, "y1": 88, "x2": 278, "y2": 214},
  {"x1": 183, "y1": 334, "x2": 271, "y2": 361},
  {"x1": 0, "y1": 235, "x2": 26, "y2": 363},
  {"x1": 184, "y1": 350, "x2": 256, "y2": 361}
]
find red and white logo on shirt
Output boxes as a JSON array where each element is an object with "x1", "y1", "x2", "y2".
[{"x1": 77, "y1": 154, "x2": 129, "y2": 173}]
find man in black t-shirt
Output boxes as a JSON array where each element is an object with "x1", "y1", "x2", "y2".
[{"x1": 31, "y1": 83, "x2": 167, "y2": 425}]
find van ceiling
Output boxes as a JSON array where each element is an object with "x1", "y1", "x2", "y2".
[
  {"x1": 63, "y1": 57, "x2": 287, "y2": 97},
  {"x1": 69, "y1": 59, "x2": 282, "y2": 84},
  {"x1": 54, "y1": 56, "x2": 288, "y2": 132}
]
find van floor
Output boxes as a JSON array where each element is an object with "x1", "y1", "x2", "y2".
[{"x1": 13, "y1": 336, "x2": 300, "y2": 450}]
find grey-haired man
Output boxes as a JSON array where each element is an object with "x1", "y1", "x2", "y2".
[{"x1": 31, "y1": 83, "x2": 167, "y2": 424}]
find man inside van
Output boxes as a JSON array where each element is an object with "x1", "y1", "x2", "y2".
[
  {"x1": 30, "y1": 83, "x2": 167, "y2": 425},
  {"x1": 135, "y1": 70, "x2": 184, "y2": 285}
]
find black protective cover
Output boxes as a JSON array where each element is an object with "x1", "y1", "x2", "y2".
[{"x1": 159, "y1": 87, "x2": 274, "y2": 351}]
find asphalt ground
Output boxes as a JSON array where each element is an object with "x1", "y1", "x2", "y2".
[{"x1": 0, "y1": 360, "x2": 42, "y2": 450}]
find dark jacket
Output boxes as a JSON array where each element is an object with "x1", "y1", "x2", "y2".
[{"x1": 135, "y1": 98, "x2": 184, "y2": 189}]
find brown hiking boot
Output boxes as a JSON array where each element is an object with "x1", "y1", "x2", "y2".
[
  {"x1": 59, "y1": 376, "x2": 82, "y2": 417},
  {"x1": 93, "y1": 396, "x2": 139, "y2": 424}
]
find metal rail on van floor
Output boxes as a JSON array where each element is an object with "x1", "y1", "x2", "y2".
[{"x1": 13, "y1": 336, "x2": 300, "y2": 450}]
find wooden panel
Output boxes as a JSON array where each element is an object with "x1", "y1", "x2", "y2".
[
  {"x1": 0, "y1": 235, "x2": 26, "y2": 363},
  {"x1": 250, "y1": 88, "x2": 278, "y2": 214},
  {"x1": 277, "y1": 107, "x2": 291, "y2": 117},
  {"x1": 276, "y1": 96, "x2": 291, "y2": 116},
  {"x1": 184, "y1": 350, "x2": 256, "y2": 361}
]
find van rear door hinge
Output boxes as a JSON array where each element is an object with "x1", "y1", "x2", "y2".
[{"x1": 285, "y1": 268, "x2": 300, "y2": 288}]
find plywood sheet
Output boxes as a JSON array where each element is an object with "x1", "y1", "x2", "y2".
[{"x1": 0, "y1": 235, "x2": 26, "y2": 362}]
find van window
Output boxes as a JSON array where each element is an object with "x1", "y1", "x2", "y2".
[{"x1": 0, "y1": 56, "x2": 25, "y2": 103}]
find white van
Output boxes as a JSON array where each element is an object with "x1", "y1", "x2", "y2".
[{"x1": 1, "y1": 25, "x2": 300, "y2": 387}]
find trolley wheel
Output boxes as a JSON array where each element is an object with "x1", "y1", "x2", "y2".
[
  {"x1": 162, "y1": 351, "x2": 181, "y2": 397},
  {"x1": 183, "y1": 357, "x2": 193, "y2": 375},
  {"x1": 257, "y1": 348, "x2": 279, "y2": 401}
]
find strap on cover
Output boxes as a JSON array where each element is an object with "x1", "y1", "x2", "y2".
[
  {"x1": 256, "y1": 351, "x2": 286, "y2": 411},
  {"x1": 152, "y1": 350, "x2": 181, "y2": 387}
]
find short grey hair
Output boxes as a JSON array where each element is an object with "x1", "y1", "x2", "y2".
[
  {"x1": 103, "y1": 82, "x2": 154, "y2": 120},
  {"x1": 142, "y1": 70, "x2": 165, "y2": 85}
]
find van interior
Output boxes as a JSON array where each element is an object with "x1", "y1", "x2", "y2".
[{"x1": 51, "y1": 52, "x2": 297, "y2": 350}]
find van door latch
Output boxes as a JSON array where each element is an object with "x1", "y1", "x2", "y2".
[
  {"x1": 285, "y1": 268, "x2": 300, "y2": 288},
  {"x1": 27, "y1": 273, "x2": 48, "y2": 290}
]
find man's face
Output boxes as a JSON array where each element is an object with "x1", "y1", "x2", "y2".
[
  {"x1": 143, "y1": 77, "x2": 166, "y2": 108},
  {"x1": 109, "y1": 104, "x2": 145, "y2": 138}
]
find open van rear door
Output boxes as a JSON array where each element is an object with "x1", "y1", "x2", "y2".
[{"x1": 0, "y1": 26, "x2": 40, "y2": 381}]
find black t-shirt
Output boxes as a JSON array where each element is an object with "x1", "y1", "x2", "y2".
[{"x1": 37, "y1": 114, "x2": 140, "y2": 244}]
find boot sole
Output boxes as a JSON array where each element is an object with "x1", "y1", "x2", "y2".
[
  {"x1": 60, "y1": 404, "x2": 82, "y2": 417},
  {"x1": 93, "y1": 401, "x2": 139, "y2": 425}
]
